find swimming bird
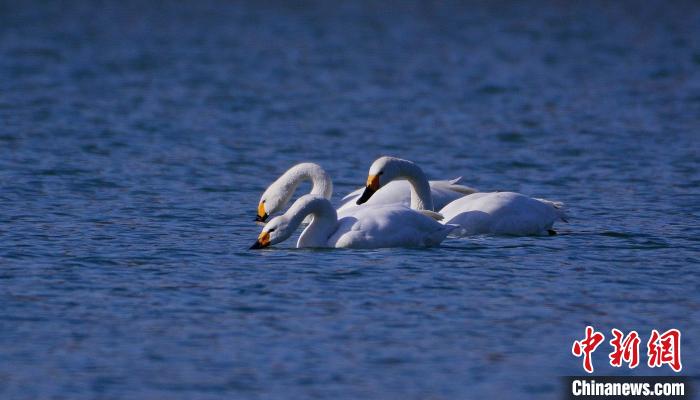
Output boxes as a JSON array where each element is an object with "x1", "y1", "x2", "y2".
[
  {"x1": 250, "y1": 194, "x2": 456, "y2": 249},
  {"x1": 356, "y1": 157, "x2": 567, "y2": 236},
  {"x1": 255, "y1": 162, "x2": 476, "y2": 222}
]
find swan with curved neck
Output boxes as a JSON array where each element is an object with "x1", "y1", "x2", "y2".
[
  {"x1": 256, "y1": 162, "x2": 476, "y2": 222},
  {"x1": 357, "y1": 156, "x2": 567, "y2": 236},
  {"x1": 251, "y1": 194, "x2": 456, "y2": 249},
  {"x1": 256, "y1": 162, "x2": 332, "y2": 222},
  {"x1": 357, "y1": 157, "x2": 434, "y2": 210}
]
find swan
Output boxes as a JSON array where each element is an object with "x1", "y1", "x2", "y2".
[
  {"x1": 356, "y1": 156, "x2": 567, "y2": 236},
  {"x1": 250, "y1": 194, "x2": 456, "y2": 249},
  {"x1": 255, "y1": 162, "x2": 476, "y2": 222}
]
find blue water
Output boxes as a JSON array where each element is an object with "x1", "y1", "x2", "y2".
[{"x1": 1, "y1": 1, "x2": 699, "y2": 398}]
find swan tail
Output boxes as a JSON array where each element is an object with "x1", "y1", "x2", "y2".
[
  {"x1": 536, "y1": 198, "x2": 568, "y2": 222},
  {"x1": 418, "y1": 210, "x2": 445, "y2": 221}
]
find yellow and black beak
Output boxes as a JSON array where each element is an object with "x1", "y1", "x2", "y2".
[
  {"x1": 255, "y1": 202, "x2": 268, "y2": 223},
  {"x1": 356, "y1": 174, "x2": 380, "y2": 204},
  {"x1": 250, "y1": 231, "x2": 271, "y2": 249}
]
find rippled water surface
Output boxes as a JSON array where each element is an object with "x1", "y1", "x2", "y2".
[{"x1": 1, "y1": 1, "x2": 699, "y2": 399}]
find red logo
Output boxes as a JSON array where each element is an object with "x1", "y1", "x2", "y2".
[
  {"x1": 573, "y1": 327, "x2": 682, "y2": 373},
  {"x1": 647, "y1": 329, "x2": 682, "y2": 372},
  {"x1": 572, "y1": 326, "x2": 606, "y2": 373},
  {"x1": 609, "y1": 329, "x2": 640, "y2": 368}
]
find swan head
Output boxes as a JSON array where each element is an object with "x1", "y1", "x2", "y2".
[
  {"x1": 256, "y1": 181, "x2": 294, "y2": 223},
  {"x1": 356, "y1": 156, "x2": 402, "y2": 204},
  {"x1": 250, "y1": 215, "x2": 293, "y2": 249}
]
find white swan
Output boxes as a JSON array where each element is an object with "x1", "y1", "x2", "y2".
[
  {"x1": 250, "y1": 194, "x2": 456, "y2": 249},
  {"x1": 255, "y1": 162, "x2": 476, "y2": 222},
  {"x1": 356, "y1": 157, "x2": 567, "y2": 236}
]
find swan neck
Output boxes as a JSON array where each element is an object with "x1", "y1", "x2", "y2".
[
  {"x1": 399, "y1": 162, "x2": 433, "y2": 211},
  {"x1": 290, "y1": 197, "x2": 338, "y2": 247},
  {"x1": 305, "y1": 165, "x2": 333, "y2": 199},
  {"x1": 271, "y1": 163, "x2": 332, "y2": 213}
]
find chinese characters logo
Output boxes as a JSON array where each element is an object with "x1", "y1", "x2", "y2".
[{"x1": 572, "y1": 326, "x2": 681, "y2": 373}]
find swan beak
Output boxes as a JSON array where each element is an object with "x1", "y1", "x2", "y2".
[
  {"x1": 255, "y1": 202, "x2": 268, "y2": 222},
  {"x1": 255, "y1": 213, "x2": 268, "y2": 223},
  {"x1": 356, "y1": 174, "x2": 380, "y2": 204},
  {"x1": 250, "y1": 231, "x2": 271, "y2": 249}
]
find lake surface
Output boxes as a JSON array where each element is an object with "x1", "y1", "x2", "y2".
[{"x1": 1, "y1": 1, "x2": 699, "y2": 398}]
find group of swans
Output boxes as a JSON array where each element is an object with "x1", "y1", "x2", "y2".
[{"x1": 250, "y1": 156, "x2": 567, "y2": 249}]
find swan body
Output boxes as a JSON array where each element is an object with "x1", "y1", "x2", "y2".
[
  {"x1": 440, "y1": 192, "x2": 566, "y2": 236},
  {"x1": 357, "y1": 156, "x2": 567, "y2": 236},
  {"x1": 251, "y1": 195, "x2": 456, "y2": 249},
  {"x1": 256, "y1": 162, "x2": 475, "y2": 222}
]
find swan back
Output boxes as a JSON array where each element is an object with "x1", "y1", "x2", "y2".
[{"x1": 440, "y1": 192, "x2": 565, "y2": 236}]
